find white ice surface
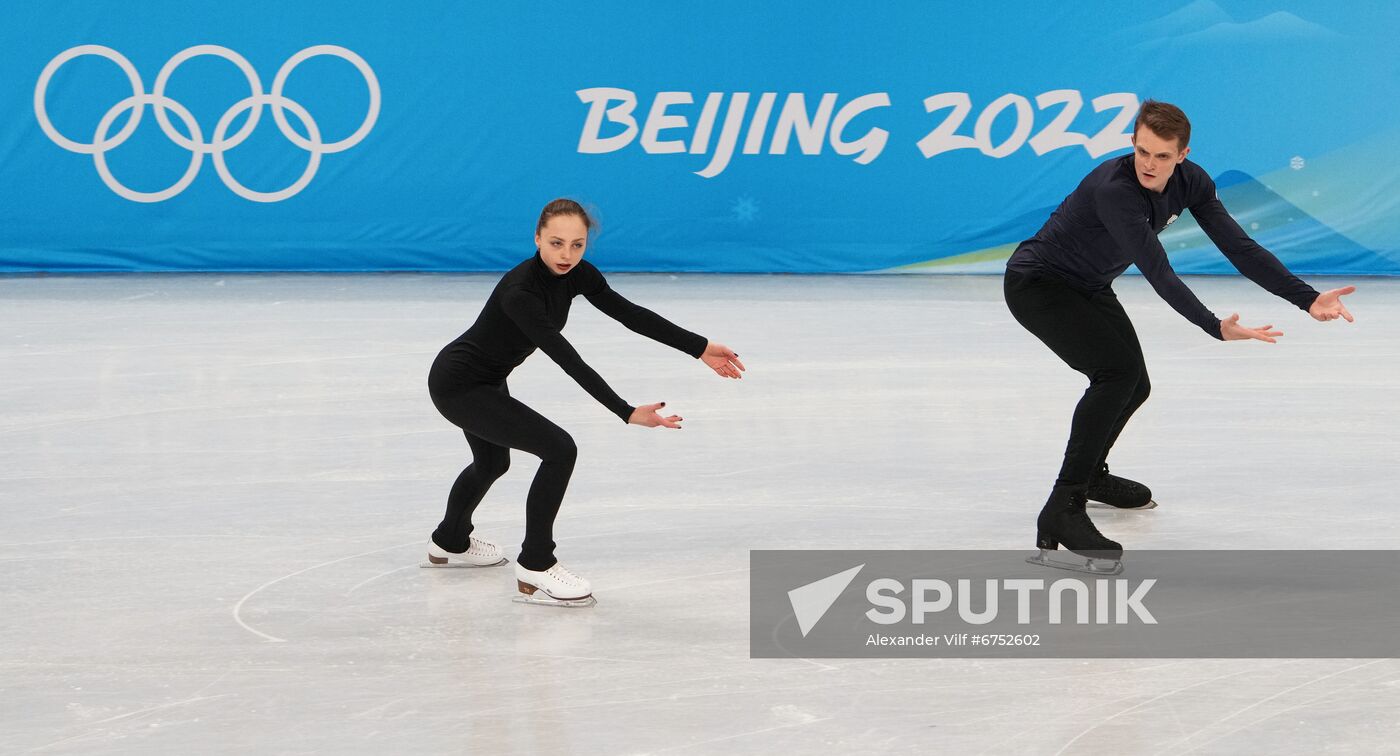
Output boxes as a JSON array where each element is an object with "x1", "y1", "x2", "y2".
[{"x1": 1, "y1": 273, "x2": 1397, "y2": 754}]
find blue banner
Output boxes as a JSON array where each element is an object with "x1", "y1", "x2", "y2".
[{"x1": 2, "y1": 2, "x2": 1397, "y2": 274}]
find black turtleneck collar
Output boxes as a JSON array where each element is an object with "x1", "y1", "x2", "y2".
[{"x1": 531, "y1": 248, "x2": 576, "y2": 282}]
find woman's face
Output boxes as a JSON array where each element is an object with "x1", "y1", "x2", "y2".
[{"x1": 535, "y1": 214, "x2": 588, "y2": 275}]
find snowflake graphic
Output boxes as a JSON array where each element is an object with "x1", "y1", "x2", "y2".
[
  {"x1": 1290, "y1": 156, "x2": 1305, "y2": 171},
  {"x1": 731, "y1": 195, "x2": 759, "y2": 222}
]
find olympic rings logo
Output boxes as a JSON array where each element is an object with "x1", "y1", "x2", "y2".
[{"x1": 34, "y1": 44, "x2": 380, "y2": 203}]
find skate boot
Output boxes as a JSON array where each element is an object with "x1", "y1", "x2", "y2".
[
  {"x1": 1086, "y1": 464, "x2": 1156, "y2": 510},
  {"x1": 513, "y1": 562, "x2": 596, "y2": 608},
  {"x1": 1027, "y1": 487, "x2": 1124, "y2": 575},
  {"x1": 420, "y1": 536, "x2": 508, "y2": 568}
]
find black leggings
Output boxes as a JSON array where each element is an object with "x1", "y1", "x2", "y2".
[
  {"x1": 428, "y1": 378, "x2": 577, "y2": 571},
  {"x1": 1004, "y1": 268, "x2": 1151, "y2": 489}
]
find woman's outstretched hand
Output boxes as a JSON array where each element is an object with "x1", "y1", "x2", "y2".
[
  {"x1": 1309, "y1": 286, "x2": 1356, "y2": 322},
  {"x1": 1220, "y1": 313, "x2": 1283, "y2": 343},
  {"x1": 629, "y1": 402, "x2": 683, "y2": 429},
  {"x1": 701, "y1": 341, "x2": 745, "y2": 379}
]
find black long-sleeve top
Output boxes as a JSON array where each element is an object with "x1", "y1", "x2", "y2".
[
  {"x1": 1007, "y1": 155, "x2": 1319, "y2": 339},
  {"x1": 435, "y1": 252, "x2": 708, "y2": 422}
]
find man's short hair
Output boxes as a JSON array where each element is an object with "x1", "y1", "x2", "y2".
[{"x1": 1134, "y1": 100, "x2": 1191, "y2": 150}]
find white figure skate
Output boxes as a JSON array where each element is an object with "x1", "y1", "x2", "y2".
[
  {"x1": 420, "y1": 537, "x2": 507, "y2": 568},
  {"x1": 512, "y1": 562, "x2": 596, "y2": 607}
]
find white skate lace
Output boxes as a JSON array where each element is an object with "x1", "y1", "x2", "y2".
[
  {"x1": 547, "y1": 564, "x2": 584, "y2": 586},
  {"x1": 466, "y1": 538, "x2": 496, "y2": 556}
]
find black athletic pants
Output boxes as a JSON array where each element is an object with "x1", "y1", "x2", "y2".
[
  {"x1": 1003, "y1": 268, "x2": 1151, "y2": 490},
  {"x1": 427, "y1": 373, "x2": 577, "y2": 572}
]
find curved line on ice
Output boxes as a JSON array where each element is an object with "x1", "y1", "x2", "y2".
[{"x1": 232, "y1": 540, "x2": 420, "y2": 642}]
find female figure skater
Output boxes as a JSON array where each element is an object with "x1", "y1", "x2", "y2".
[
  {"x1": 1004, "y1": 100, "x2": 1354, "y2": 573},
  {"x1": 425, "y1": 199, "x2": 744, "y2": 605}
]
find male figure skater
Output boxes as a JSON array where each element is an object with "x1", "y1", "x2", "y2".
[{"x1": 1004, "y1": 100, "x2": 1354, "y2": 573}]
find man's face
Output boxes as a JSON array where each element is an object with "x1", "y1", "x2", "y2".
[{"x1": 1132, "y1": 126, "x2": 1189, "y2": 193}]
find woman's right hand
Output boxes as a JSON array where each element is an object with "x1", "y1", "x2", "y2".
[
  {"x1": 1220, "y1": 313, "x2": 1283, "y2": 343},
  {"x1": 629, "y1": 402, "x2": 683, "y2": 429}
]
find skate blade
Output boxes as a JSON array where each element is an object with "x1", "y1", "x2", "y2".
[
  {"x1": 1087, "y1": 498, "x2": 1158, "y2": 510},
  {"x1": 512, "y1": 593, "x2": 596, "y2": 608},
  {"x1": 419, "y1": 557, "x2": 509, "y2": 568},
  {"x1": 1026, "y1": 549, "x2": 1123, "y2": 575}
]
